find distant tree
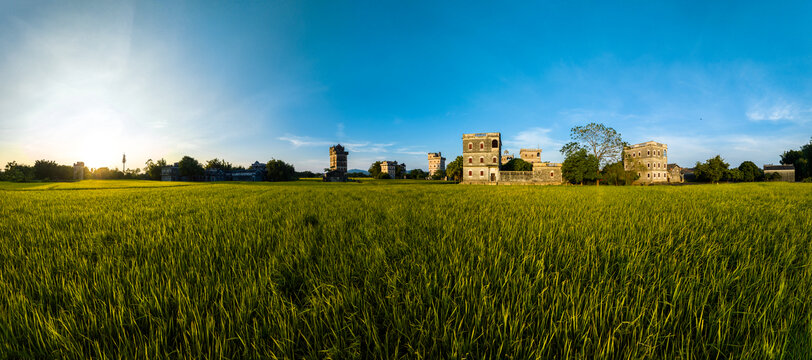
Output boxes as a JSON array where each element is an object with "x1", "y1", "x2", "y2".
[
  {"x1": 368, "y1": 161, "x2": 383, "y2": 178},
  {"x1": 780, "y1": 138, "x2": 812, "y2": 181},
  {"x1": 737, "y1": 161, "x2": 763, "y2": 182},
  {"x1": 266, "y1": 159, "x2": 297, "y2": 181},
  {"x1": 4, "y1": 161, "x2": 34, "y2": 182},
  {"x1": 600, "y1": 161, "x2": 632, "y2": 185},
  {"x1": 694, "y1": 155, "x2": 729, "y2": 183},
  {"x1": 564, "y1": 123, "x2": 625, "y2": 185},
  {"x1": 724, "y1": 168, "x2": 743, "y2": 182},
  {"x1": 374, "y1": 172, "x2": 391, "y2": 179},
  {"x1": 178, "y1": 156, "x2": 204, "y2": 178},
  {"x1": 561, "y1": 148, "x2": 599, "y2": 185},
  {"x1": 766, "y1": 172, "x2": 783, "y2": 181},
  {"x1": 430, "y1": 169, "x2": 446, "y2": 180},
  {"x1": 395, "y1": 165, "x2": 406, "y2": 179},
  {"x1": 91, "y1": 167, "x2": 125, "y2": 180},
  {"x1": 408, "y1": 169, "x2": 428, "y2": 179},
  {"x1": 445, "y1": 156, "x2": 463, "y2": 182},
  {"x1": 502, "y1": 158, "x2": 533, "y2": 171},
  {"x1": 144, "y1": 158, "x2": 167, "y2": 180},
  {"x1": 296, "y1": 170, "x2": 321, "y2": 178},
  {"x1": 205, "y1": 158, "x2": 233, "y2": 171}
]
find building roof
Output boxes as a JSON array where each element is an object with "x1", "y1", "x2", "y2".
[
  {"x1": 763, "y1": 164, "x2": 795, "y2": 171},
  {"x1": 625, "y1": 141, "x2": 667, "y2": 149},
  {"x1": 667, "y1": 163, "x2": 681, "y2": 170}
]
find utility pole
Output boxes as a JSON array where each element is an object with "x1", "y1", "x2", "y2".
[{"x1": 122, "y1": 153, "x2": 127, "y2": 172}]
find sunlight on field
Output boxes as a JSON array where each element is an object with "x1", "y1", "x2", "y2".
[{"x1": 0, "y1": 181, "x2": 810, "y2": 358}]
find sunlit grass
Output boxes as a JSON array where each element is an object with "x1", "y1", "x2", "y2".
[{"x1": 0, "y1": 180, "x2": 809, "y2": 358}]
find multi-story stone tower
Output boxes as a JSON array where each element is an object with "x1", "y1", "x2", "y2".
[
  {"x1": 427, "y1": 152, "x2": 446, "y2": 176},
  {"x1": 329, "y1": 144, "x2": 348, "y2": 173},
  {"x1": 380, "y1": 161, "x2": 399, "y2": 177},
  {"x1": 462, "y1": 132, "x2": 501, "y2": 182},
  {"x1": 519, "y1": 148, "x2": 542, "y2": 164},
  {"x1": 624, "y1": 141, "x2": 668, "y2": 184},
  {"x1": 73, "y1": 162, "x2": 85, "y2": 180}
]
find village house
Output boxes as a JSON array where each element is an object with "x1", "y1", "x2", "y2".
[
  {"x1": 763, "y1": 164, "x2": 795, "y2": 182},
  {"x1": 624, "y1": 141, "x2": 669, "y2": 184}
]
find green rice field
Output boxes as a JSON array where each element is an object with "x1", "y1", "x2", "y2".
[{"x1": 0, "y1": 180, "x2": 810, "y2": 359}]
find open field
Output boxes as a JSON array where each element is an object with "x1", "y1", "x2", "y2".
[{"x1": 1, "y1": 180, "x2": 810, "y2": 359}]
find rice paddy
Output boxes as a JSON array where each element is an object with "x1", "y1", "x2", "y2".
[{"x1": 0, "y1": 180, "x2": 810, "y2": 359}]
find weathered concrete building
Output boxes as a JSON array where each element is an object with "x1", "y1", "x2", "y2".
[
  {"x1": 500, "y1": 150, "x2": 514, "y2": 165},
  {"x1": 763, "y1": 164, "x2": 795, "y2": 182},
  {"x1": 380, "y1": 161, "x2": 405, "y2": 178},
  {"x1": 667, "y1": 164, "x2": 683, "y2": 183},
  {"x1": 624, "y1": 141, "x2": 669, "y2": 184},
  {"x1": 462, "y1": 132, "x2": 562, "y2": 185},
  {"x1": 462, "y1": 132, "x2": 502, "y2": 183},
  {"x1": 427, "y1": 152, "x2": 446, "y2": 176},
  {"x1": 520, "y1": 148, "x2": 542, "y2": 164},
  {"x1": 73, "y1": 162, "x2": 85, "y2": 180},
  {"x1": 329, "y1": 144, "x2": 349, "y2": 173}
]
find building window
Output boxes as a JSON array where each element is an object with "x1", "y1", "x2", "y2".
[
  {"x1": 468, "y1": 143, "x2": 472, "y2": 150},
  {"x1": 480, "y1": 157, "x2": 484, "y2": 163},
  {"x1": 647, "y1": 173, "x2": 650, "y2": 178},
  {"x1": 468, "y1": 157, "x2": 472, "y2": 164},
  {"x1": 480, "y1": 170, "x2": 484, "y2": 177},
  {"x1": 632, "y1": 153, "x2": 635, "y2": 157},
  {"x1": 550, "y1": 172, "x2": 554, "y2": 178},
  {"x1": 468, "y1": 170, "x2": 472, "y2": 177},
  {"x1": 480, "y1": 142, "x2": 484, "y2": 149},
  {"x1": 664, "y1": 150, "x2": 667, "y2": 157},
  {"x1": 638, "y1": 152, "x2": 641, "y2": 157},
  {"x1": 647, "y1": 150, "x2": 650, "y2": 156},
  {"x1": 492, "y1": 157, "x2": 497, "y2": 163},
  {"x1": 492, "y1": 139, "x2": 498, "y2": 148},
  {"x1": 647, "y1": 163, "x2": 651, "y2": 168}
]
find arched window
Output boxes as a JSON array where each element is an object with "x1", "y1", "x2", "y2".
[
  {"x1": 480, "y1": 170, "x2": 484, "y2": 177},
  {"x1": 638, "y1": 152, "x2": 641, "y2": 157},
  {"x1": 480, "y1": 142, "x2": 484, "y2": 150},
  {"x1": 468, "y1": 157, "x2": 472, "y2": 164},
  {"x1": 550, "y1": 172, "x2": 554, "y2": 178},
  {"x1": 480, "y1": 157, "x2": 484, "y2": 163},
  {"x1": 492, "y1": 157, "x2": 497, "y2": 163},
  {"x1": 468, "y1": 143, "x2": 472, "y2": 150},
  {"x1": 647, "y1": 150, "x2": 650, "y2": 156},
  {"x1": 632, "y1": 153, "x2": 636, "y2": 157},
  {"x1": 468, "y1": 170, "x2": 472, "y2": 177},
  {"x1": 647, "y1": 173, "x2": 650, "y2": 178},
  {"x1": 492, "y1": 139, "x2": 498, "y2": 148},
  {"x1": 647, "y1": 163, "x2": 651, "y2": 168}
]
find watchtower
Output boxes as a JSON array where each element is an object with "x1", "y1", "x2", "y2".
[
  {"x1": 462, "y1": 132, "x2": 501, "y2": 182},
  {"x1": 329, "y1": 144, "x2": 349, "y2": 173},
  {"x1": 73, "y1": 162, "x2": 85, "y2": 180}
]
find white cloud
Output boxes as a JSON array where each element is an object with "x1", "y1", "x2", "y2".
[
  {"x1": 746, "y1": 101, "x2": 810, "y2": 123},
  {"x1": 657, "y1": 133, "x2": 808, "y2": 167}
]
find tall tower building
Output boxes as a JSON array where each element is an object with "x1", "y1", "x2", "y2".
[
  {"x1": 427, "y1": 152, "x2": 446, "y2": 176},
  {"x1": 462, "y1": 132, "x2": 501, "y2": 182},
  {"x1": 329, "y1": 144, "x2": 349, "y2": 173}
]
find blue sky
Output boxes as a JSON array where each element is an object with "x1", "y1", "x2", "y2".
[{"x1": 1, "y1": 1, "x2": 811, "y2": 171}]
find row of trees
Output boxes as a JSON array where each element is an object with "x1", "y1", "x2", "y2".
[
  {"x1": 1, "y1": 160, "x2": 146, "y2": 182},
  {"x1": 780, "y1": 138, "x2": 812, "y2": 182}
]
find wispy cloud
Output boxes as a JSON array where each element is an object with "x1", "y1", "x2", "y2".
[
  {"x1": 746, "y1": 101, "x2": 811, "y2": 123},
  {"x1": 277, "y1": 135, "x2": 333, "y2": 148},
  {"x1": 503, "y1": 127, "x2": 564, "y2": 151}
]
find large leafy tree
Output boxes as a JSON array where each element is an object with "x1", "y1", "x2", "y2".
[
  {"x1": 502, "y1": 158, "x2": 533, "y2": 171},
  {"x1": 780, "y1": 138, "x2": 812, "y2": 181},
  {"x1": 563, "y1": 123, "x2": 624, "y2": 185},
  {"x1": 144, "y1": 158, "x2": 167, "y2": 180},
  {"x1": 266, "y1": 159, "x2": 297, "y2": 181},
  {"x1": 368, "y1": 161, "x2": 382, "y2": 178},
  {"x1": 178, "y1": 156, "x2": 204, "y2": 178},
  {"x1": 205, "y1": 158, "x2": 233, "y2": 171},
  {"x1": 695, "y1": 155, "x2": 729, "y2": 183},
  {"x1": 408, "y1": 169, "x2": 428, "y2": 179},
  {"x1": 737, "y1": 161, "x2": 763, "y2": 182},
  {"x1": 561, "y1": 148, "x2": 599, "y2": 185},
  {"x1": 430, "y1": 168, "x2": 446, "y2": 180},
  {"x1": 445, "y1": 156, "x2": 463, "y2": 182}
]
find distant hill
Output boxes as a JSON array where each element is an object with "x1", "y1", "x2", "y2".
[{"x1": 347, "y1": 169, "x2": 370, "y2": 175}]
